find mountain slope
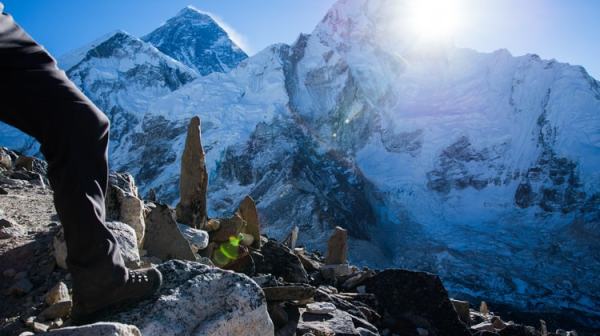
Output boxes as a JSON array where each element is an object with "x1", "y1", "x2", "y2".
[{"x1": 142, "y1": 6, "x2": 248, "y2": 75}]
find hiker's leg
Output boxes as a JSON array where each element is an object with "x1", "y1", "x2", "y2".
[{"x1": 0, "y1": 11, "x2": 127, "y2": 293}]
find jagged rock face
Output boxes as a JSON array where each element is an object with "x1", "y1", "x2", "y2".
[
  {"x1": 108, "y1": 260, "x2": 274, "y2": 336},
  {"x1": 142, "y1": 6, "x2": 248, "y2": 75}
]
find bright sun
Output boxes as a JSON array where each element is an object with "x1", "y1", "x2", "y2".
[{"x1": 407, "y1": 0, "x2": 463, "y2": 41}]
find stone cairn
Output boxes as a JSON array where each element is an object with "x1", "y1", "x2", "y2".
[{"x1": 176, "y1": 116, "x2": 209, "y2": 229}]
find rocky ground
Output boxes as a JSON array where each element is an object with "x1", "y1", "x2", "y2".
[{"x1": 0, "y1": 143, "x2": 589, "y2": 336}]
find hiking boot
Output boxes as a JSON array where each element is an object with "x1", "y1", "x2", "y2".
[{"x1": 71, "y1": 267, "x2": 163, "y2": 325}]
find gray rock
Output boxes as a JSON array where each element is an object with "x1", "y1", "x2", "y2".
[
  {"x1": 306, "y1": 302, "x2": 336, "y2": 314},
  {"x1": 177, "y1": 223, "x2": 209, "y2": 251},
  {"x1": 176, "y1": 116, "x2": 208, "y2": 229},
  {"x1": 144, "y1": 203, "x2": 195, "y2": 261},
  {"x1": 53, "y1": 221, "x2": 140, "y2": 269},
  {"x1": 45, "y1": 322, "x2": 141, "y2": 336},
  {"x1": 109, "y1": 260, "x2": 274, "y2": 336}
]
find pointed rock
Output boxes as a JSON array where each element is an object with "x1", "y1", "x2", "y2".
[
  {"x1": 325, "y1": 226, "x2": 348, "y2": 265},
  {"x1": 236, "y1": 196, "x2": 261, "y2": 249},
  {"x1": 144, "y1": 204, "x2": 196, "y2": 261},
  {"x1": 176, "y1": 116, "x2": 208, "y2": 229}
]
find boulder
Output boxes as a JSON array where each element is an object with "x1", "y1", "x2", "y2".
[
  {"x1": 176, "y1": 116, "x2": 208, "y2": 229},
  {"x1": 365, "y1": 269, "x2": 471, "y2": 336},
  {"x1": 255, "y1": 239, "x2": 309, "y2": 283},
  {"x1": 325, "y1": 226, "x2": 348, "y2": 265},
  {"x1": 235, "y1": 196, "x2": 261, "y2": 249},
  {"x1": 106, "y1": 172, "x2": 145, "y2": 245},
  {"x1": 108, "y1": 260, "x2": 274, "y2": 336},
  {"x1": 45, "y1": 322, "x2": 141, "y2": 336},
  {"x1": 53, "y1": 221, "x2": 140, "y2": 269},
  {"x1": 144, "y1": 204, "x2": 195, "y2": 261},
  {"x1": 177, "y1": 223, "x2": 209, "y2": 252}
]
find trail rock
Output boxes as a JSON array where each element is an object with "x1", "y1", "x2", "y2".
[
  {"x1": 236, "y1": 196, "x2": 261, "y2": 248},
  {"x1": 45, "y1": 322, "x2": 141, "y2": 335},
  {"x1": 325, "y1": 226, "x2": 348, "y2": 265},
  {"x1": 255, "y1": 239, "x2": 309, "y2": 283},
  {"x1": 106, "y1": 172, "x2": 145, "y2": 245},
  {"x1": 177, "y1": 223, "x2": 209, "y2": 251},
  {"x1": 109, "y1": 260, "x2": 274, "y2": 336},
  {"x1": 365, "y1": 269, "x2": 471, "y2": 336},
  {"x1": 176, "y1": 116, "x2": 208, "y2": 229},
  {"x1": 53, "y1": 221, "x2": 140, "y2": 269},
  {"x1": 144, "y1": 203, "x2": 195, "y2": 261}
]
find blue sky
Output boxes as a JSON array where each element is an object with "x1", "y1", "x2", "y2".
[{"x1": 2, "y1": 0, "x2": 599, "y2": 79}]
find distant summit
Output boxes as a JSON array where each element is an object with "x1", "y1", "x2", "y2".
[{"x1": 142, "y1": 6, "x2": 248, "y2": 76}]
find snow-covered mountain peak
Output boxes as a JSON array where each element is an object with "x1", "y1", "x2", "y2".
[
  {"x1": 142, "y1": 6, "x2": 248, "y2": 76},
  {"x1": 175, "y1": 5, "x2": 218, "y2": 25}
]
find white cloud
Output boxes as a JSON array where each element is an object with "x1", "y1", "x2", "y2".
[{"x1": 187, "y1": 5, "x2": 252, "y2": 54}]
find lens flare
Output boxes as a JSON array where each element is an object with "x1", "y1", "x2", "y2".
[{"x1": 407, "y1": 0, "x2": 463, "y2": 41}]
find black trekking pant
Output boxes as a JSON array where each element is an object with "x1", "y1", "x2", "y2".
[{"x1": 0, "y1": 10, "x2": 127, "y2": 295}]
